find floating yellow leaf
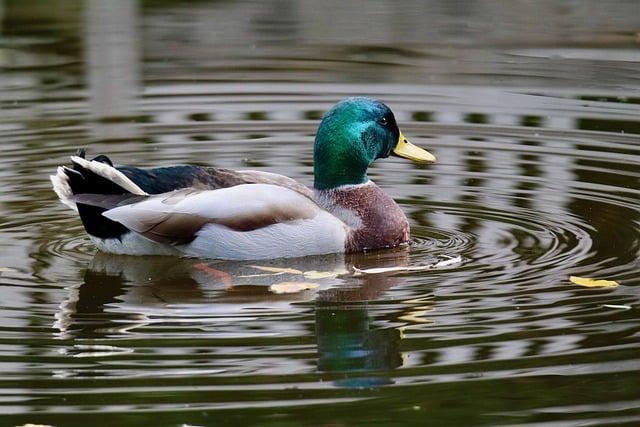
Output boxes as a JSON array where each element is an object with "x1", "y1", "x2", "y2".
[
  {"x1": 352, "y1": 256, "x2": 462, "y2": 276},
  {"x1": 253, "y1": 257, "x2": 462, "y2": 279},
  {"x1": 352, "y1": 265, "x2": 416, "y2": 275},
  {"x1": 249, "y1": 265, "x2": 303, "y2": 275},
  {"x1": 398, "y1": 309, "x2": 434, "y2": 324},
  {"x1": 569, "y1": 276, "x2": 619, "y2": 288},
  {"x1": 269, "y1": 281, "x2": 320, "y2": 294},
  {"x1": 303, "y1": 270, "x2": 347, "y2": 280}
]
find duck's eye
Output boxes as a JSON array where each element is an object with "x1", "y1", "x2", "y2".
[{"x1": 378, "y1": 117, "x2": 388, "y2": 126}]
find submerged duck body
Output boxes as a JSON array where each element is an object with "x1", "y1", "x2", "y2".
[{"x1": 51, "y1": 98, "x2": 435, "y2": 260}]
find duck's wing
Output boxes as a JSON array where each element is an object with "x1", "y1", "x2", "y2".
[
  {"x1": 62, "y1": 149, "x2": 313, "y2": 197},
  {"x1": 234, "y1": 170, "x2": 313, "y2": 198},
  {"x1": 98, "y1": 184, "x2": 347, "y2": 253},
  {"x1": 116, "y1": 165, "x2": 244, "y2": 194},
  {"x1": 118, "y1": 165, "x2": 313, "y2": 197}
]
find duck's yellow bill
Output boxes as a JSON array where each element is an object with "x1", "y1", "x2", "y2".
[{"x1": 393, "y1": 131, "x2": 436, "y2": 163}]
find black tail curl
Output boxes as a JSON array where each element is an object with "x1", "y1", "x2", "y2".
[{"x1": 65, "y1": 150, "x2": 137, "y2": 240}]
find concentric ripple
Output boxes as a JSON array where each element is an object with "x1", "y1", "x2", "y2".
[{"x1": 2, "y1": 81, "x2": 640, "y2": 426}]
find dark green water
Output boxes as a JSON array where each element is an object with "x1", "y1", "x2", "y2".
[{"x1": 1, "y1": 1, "x2": 639, "y2": 426}]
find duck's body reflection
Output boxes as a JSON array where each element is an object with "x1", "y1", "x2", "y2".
[
  {"x1": 56, "y1": 248, "x2": 422, "y2": 386},
  {"x1": 315, "y1": 305, "x2": 402, "y2": 387}
]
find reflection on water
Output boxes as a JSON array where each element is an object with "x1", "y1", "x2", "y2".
[
  {"x1": 0, "y1": 0, "x2": 639, "y2": 426},
  {"x1": 55, "y1": 251, "x2": 411, "y2": 389},
  {"x1": 85, "y1": 0, "x2": 140, "y2": 139},
  {"x1": 315, "y1": 305, "x2": 402, "y2": 387}
]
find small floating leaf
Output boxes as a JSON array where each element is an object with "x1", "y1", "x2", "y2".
[
  {"x1": 433, "y1": 256, "x2": 463, "y2": 268},
  {"x1": 250, "y1": 265, "x2": 303, "y2": 275},
  {"x1": 398, "y1": 309, "x2": 434, "y2": 324},
  {"x1": 353, "y1": 266, "x2": 417, "y2": 275},
  {"x1": 269, "y1": 281, "x2": 320, "y2": 294},
  {"x1": 352, "y1": 256, "x2": 462, "y2": 276},
  {"x1": 569, "y1": 276, "x2": 619, "y2": 288},
  {"x1": 303, "y1": 270, "x2": 348, "y2": 280},
  {"x1": 602, "y1": 304, "x2": 631, "y2": 310}
]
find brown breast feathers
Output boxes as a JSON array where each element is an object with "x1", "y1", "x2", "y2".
[{"x1": 316, "y1": 182, "x2": 410, "y2": 253}]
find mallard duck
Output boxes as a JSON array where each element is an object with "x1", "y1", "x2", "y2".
[{"x1": 51, "y1": 97, "x2": 436, "y2": 259}]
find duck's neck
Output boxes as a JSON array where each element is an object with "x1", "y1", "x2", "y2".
[
  {"x1": 312, "y1": 125, "x2": 371, "y2": 190},
  {"x1": 314, "y1": 181, "x2": 410, "y2": 252},
  {"x1": 313, "y1": 158, "x2": 369, "y2": 190}
]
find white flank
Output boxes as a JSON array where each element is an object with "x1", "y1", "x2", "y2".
[
  {"x1": 50, "y1": 166, "x2": 78, "y2": 212},
  {"x1": 102, "y1": 184, "x2": 349, "y2": 260},
  {"x1": 183, "y1": 210, "x2": 347, "y2": 260},
  {"x1": 70, "y1": 156, "x2": 148, "y2": 196}
]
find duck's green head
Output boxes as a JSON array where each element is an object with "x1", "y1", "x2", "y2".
[{"x1": 313, "y1": 97, "x2": 435, "y2": 190}]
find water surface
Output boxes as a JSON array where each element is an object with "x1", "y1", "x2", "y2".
[{"x1": 1, "y1": 1, "x2": 639, "y2": 426}]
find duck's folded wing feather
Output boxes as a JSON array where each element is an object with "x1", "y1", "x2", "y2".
[
  {"x1": 116, "y1": 165, "x2": 313, "y2": 198},
  {"x1": 101, "y1": 184, "x2": 326, "y2": 245}
]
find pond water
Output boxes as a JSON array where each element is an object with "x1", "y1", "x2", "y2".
[{"x1": 1, "y1": 1, "x2": 639, "y2": 426}]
